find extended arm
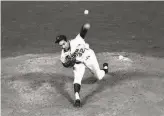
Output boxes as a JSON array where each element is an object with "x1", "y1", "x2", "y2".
[{"x1": 80, "y1": 23, "x2": 91, "y2": 39}]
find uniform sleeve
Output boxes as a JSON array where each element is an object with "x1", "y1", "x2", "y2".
[
  {"x1": 60, "y1": 50, "x2": 66, "y2": 63},
  {"x1": 60, "y1": 50, "x2": 70, "y2": 63},
  {"x1": 80, "y1": 25, "x2": 88, "y2": 39}
]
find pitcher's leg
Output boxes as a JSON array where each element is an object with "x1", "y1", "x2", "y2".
[
  {"x1": 73, "y1": 63, "x2": 85, "y2": 85},
  {"x1": 85, "y1": 49, "x2": 107, "y2": 80},
  {"x1": 73, "y1": 63, "x2": 85, "y2": 107},
  {"x1": 89, "y1": 60, "x2": 105, "y2": 80}
]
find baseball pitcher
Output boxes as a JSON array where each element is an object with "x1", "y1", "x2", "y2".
[{"x1": 55, "y1": 23, "x2": 108, "y2": 107}]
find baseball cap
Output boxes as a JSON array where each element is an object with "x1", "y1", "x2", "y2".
[{"x1": 55, "y1": 35, "x2": 67, "y2": 43}]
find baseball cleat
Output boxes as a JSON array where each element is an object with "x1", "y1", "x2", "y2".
[
  {"x1": 103, "y1": 63, "x2": 108, "y2": 74},
  {"x1": 74, "y1": 99, "x2": 81, "y2": 107}
]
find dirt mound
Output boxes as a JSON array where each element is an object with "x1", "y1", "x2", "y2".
[{"x1": 2, "y1": 52, "x2": 164, "y2": 116}]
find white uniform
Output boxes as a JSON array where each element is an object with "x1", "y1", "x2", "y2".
[{"x1": 60, "y1": 34, "x2": 105, "y2": 85}]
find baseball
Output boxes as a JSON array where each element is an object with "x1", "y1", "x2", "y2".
[{"x1": 84, "y1": 10, "x2": 89, "y2": 15}]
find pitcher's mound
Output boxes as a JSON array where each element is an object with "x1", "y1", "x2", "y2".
[{"x1": 2, "y1": 52, "x2": 164, "y2": 116}]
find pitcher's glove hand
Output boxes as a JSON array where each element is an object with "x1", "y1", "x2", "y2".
[{"x1": 62, "y1": 55, "x2": 76, "y2": 68}]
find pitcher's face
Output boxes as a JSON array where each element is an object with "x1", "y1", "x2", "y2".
[{"x1": 59, "y1": 40, "x2": 69, "y2": 51}]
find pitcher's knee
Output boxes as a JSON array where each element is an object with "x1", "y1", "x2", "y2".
[
  {"x1": 95, "y1": 70, "x2": 105, "y2": 80},
  {"x1": 73, "y1": 78, "x2": 82, "y2": 85}
]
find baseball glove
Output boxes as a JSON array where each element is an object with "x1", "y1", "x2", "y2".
[{"x1": 62, "y1": 55, "x2": 76, "y2": 68}]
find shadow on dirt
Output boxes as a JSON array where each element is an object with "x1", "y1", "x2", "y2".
[
  {"x1": 4, "y1": 70, "x2": 163, "y2": 107},
  {"x1": 81, "y1": 70, "x2": 163, "y2": 106},
  {"x1": 48, "y1": 74, "x2": 74, "y2": 105},
  {"x1": 6, "y1": 73, "x2": 74, "y2": 106}
]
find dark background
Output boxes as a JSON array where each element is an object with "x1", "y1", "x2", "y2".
[{"x1": 2, "y1": 1, "x2": 164, "y2": 58}]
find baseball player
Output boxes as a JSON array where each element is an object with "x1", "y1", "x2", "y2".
[{"x1": 55, "y1": 23, "x2": 108, "y2": 107}]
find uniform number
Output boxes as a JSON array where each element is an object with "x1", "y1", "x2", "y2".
[{"x1": 75, "y1": 48, "x2": 85, "y2": 57}]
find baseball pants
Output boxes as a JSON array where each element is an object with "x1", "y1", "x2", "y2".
[{"x1": 73, "y1": 49, "x2": 105, "y2": 85}]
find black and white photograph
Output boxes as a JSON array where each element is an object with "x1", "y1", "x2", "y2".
[{"x1": 1, "y1": 1, "x2": 164, "y2": 116}]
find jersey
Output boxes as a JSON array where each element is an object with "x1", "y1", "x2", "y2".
[{"x1": 60, "y1": 34, "x2": 90, "y2": 64}]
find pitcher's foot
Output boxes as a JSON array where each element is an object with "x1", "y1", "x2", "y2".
[
  {"x1": 103, "y1": 63, "x2": 108, "y2": 74},
  {"x1": 74, "y1": 99, "x2": 81, "y2": 108}
]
